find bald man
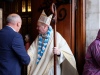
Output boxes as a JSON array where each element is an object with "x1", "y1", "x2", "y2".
[{"x1": 0, "y1": 13, "x2": 30, "y2": 75}]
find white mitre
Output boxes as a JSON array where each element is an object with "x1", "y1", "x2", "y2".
[{"x1": 38, "y1": 10, "x2": 53, "y2": 25}]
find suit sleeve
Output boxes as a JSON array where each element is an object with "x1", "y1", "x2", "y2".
[{"x1": 12, "y1": 33, "x2": 30, "y2": 65}]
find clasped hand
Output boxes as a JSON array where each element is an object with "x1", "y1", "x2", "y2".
[{"x1": 53, "y1": 47, "x2": 61, "y2": 56}]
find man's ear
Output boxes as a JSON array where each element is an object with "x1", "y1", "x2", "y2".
[{"x1": 17, "y1": 22, "x2": 19, "y2": 27}]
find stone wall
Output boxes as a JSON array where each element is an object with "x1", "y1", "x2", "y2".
[{"x1": 86, "y1": 0, "x2": 100, "y2": 52}]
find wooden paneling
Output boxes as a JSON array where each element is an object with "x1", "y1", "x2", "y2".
[
  {"x1": 57, "y1": 4, "x2": 74, "y2": 53},
  {"x1": 75, "y1": 0, "x2": 86, "y2": 74},
  {"x1": 30, "y1": 0, "x2": 44, "y2": 41}
]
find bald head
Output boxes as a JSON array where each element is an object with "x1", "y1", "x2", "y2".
[
  {"x1": 6, "y1": 13, "x2": 22, "y2": 32},
  {"x1": 7, "y1": 13, "x2": 22, "y2": 24}
]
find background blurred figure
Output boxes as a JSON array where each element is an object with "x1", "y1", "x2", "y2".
[
  {"x1": 83, "y1": 29, "x2": 100, "y2": 75},
  {"x1": 0, "y1": 13, "x2": 30, "y2": 75},
  {"x1": 25, "y1": 34, "x2": 30, "y2": 51},
  {"x1": 22, "y1": 34, "x2": 31, "y2": 75}
]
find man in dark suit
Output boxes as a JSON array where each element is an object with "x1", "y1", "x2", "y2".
[{"x1": 0, "y1": 13, "x2": 30, "y2": 75}]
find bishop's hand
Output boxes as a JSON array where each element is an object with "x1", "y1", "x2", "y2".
[{"x1": 53, "y1": 47, "x2": 61, "y2": 56}]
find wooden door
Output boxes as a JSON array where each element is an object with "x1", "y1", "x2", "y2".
[
  {"x1": 75, "y1": 0, "x2": 86, "y2": 75},
  {"x1": 56, "y1": 0, "x2": 75, "y2": 54},
  {"x1": 20, "y1": 13, "x2": 33, "y2": 43}
]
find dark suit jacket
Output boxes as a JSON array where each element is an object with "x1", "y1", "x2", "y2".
[{"x1": 0, "y1": 26, "x2": 30, "y2": 75}]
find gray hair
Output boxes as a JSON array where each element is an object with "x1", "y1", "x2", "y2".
[{"x1": 6, "y1": 14, "x2": 21, "y2": 24}]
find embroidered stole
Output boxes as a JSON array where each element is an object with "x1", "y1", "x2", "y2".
[{"x1": 36, "y1": 26, "x2": 53, "y2": 64}]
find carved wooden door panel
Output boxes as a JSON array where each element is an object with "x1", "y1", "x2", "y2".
[{"x1": 56, "y1": 0, "x2": 75, "y2": 53}]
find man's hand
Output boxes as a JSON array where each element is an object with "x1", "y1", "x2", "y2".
[{"x1": 53, "y1": 47, "x2": 61, "y2": 56}]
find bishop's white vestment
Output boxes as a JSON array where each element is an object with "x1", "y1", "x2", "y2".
[{"x1": 27, "y1": 31, "x2": 79, "y2": 75}]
